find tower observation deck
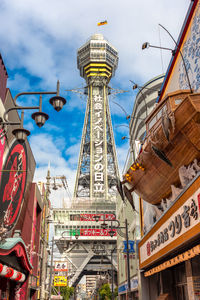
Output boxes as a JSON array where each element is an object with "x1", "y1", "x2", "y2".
[{"x1": 53, "y1": 34, "x2": 119, "y2": 288}]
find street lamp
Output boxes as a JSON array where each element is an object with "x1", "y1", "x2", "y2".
[
  {"x1": 122, "y1": 136, "x2": 130, "y2": 140},
  {"x1": 130, "y1": 80, "x2": 150, "y2": 118},
  {"x1": 111, "y1": 100, "x2": 131, "y2": 120},
  {"x1": 48, "y1": 234, "x2": 69, "y2": 300},
  {"x1": 40, "y1": 171, "x2": 68, "y2": 300},
  {"x1": 1, "y1": 80, "x2": 66, "y2": 143},
  {"x1": 142, "y1": 23, "x2": 193, "y2": 94},
  {"x1": 131, "y1": 82, "x2": 160, "y2": 94}
]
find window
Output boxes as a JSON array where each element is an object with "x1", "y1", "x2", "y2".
[
  {"x1": 149, "y1": 116, "x2": 156, "y2": 129},
  {"x1": 175, "y1": 99, "x2": 182, "y2": 105}
]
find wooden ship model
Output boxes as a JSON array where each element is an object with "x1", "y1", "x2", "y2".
[{"x1": 123, "y1": 90, "x2": 200, "y2": 205}]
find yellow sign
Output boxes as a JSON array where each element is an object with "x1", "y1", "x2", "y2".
[{"x1": 54, "y1": 276, "x2": 67, "y2": 286}]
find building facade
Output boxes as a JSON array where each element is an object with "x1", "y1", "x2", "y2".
[
  {"x1": 0, "y1": 53, "x2": 45, "y2": 299},
  {"x1": 117, "y1": 75, "x2": 164, "y2": 300},
  {"x1": 124, "y1": 1, "x2": 200, "y2": 299}
]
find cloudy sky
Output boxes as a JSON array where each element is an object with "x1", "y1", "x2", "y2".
[{"x1": 0, "y1": 0, "x2": 190, "y2": 207}]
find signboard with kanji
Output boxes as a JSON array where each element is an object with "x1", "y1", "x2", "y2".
[
  {"x1": 70, "y1": 228, "x2": 117, "y2": 237},
  {"x1": 139, "y1": 184, "x2": 200, "y2": 269},
  {"x1": 54, "y1": 261, "x2": 68, "y2": 272},
  {"x1": 80, "y1": 213, "x2": 115, "y2": 221},
  {"x1": 54, "y1": 276, "x2": 67, "y2": 286}
]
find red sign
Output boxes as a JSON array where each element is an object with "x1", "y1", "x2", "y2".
[
  {"x1": 80, "y1": 228, "x2": 116, "y2": 236},
  {"x1": 80, "y1": 214, "x2": 115, "y2": 221},
  {"x1": 0, "y1": 140, "x2": 27, "y2": 230}
]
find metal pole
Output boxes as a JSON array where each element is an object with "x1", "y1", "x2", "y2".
[
  {"x1": 125, "y1": 219, "x2": 131, "y2": 300},
  {"x1": 40, "y1": 168, "x2": 51, "y2": 299},
  {"x1": 111, "y1": 249, "x2": 114, "y2": 300},
  {"x1": 48, "y1": 237, "x2": 54, "y2": 299}
]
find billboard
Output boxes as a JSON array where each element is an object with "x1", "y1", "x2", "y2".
[
  {"x1": 0, "y1": 140, "x2": 27, "y2": 231},
  {"x1": 54, "y1": 276, "x2": 67, "y2": 286},
  {"x1": 54, "y1": 261, "x2": 68, "y2": 272},
  {"x1": 70, "y1": 228, "x2": 117, "y2": 237},
  {"x1": 80, "y1": 213, "x2": 115, "y2": 221}
]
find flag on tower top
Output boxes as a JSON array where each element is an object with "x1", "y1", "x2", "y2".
[{"x1": 97, "y1": 20, "x2": 107, "y2": 26}]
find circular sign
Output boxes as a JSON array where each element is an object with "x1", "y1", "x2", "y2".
[{"x1": 0, "y1": 140, "x2": 27, "y2": 230}]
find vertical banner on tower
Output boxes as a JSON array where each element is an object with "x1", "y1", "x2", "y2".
[{"x1": 91, "y1": 86, "x2": 106, "y2": 198}]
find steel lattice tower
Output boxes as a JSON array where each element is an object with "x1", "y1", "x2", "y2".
[
  {"x1": 74, "y1": 33, "x2": 119, "y2": 201},
  {"x1": 53, "y1": 34, "x2": 119, "y2": 289}
]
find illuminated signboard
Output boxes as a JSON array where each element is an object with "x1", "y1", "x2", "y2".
[
  {"x1": 70, "y1": 228, "x2": 117, "y2": 237},
  {"x1": 80, "y1": 213, "x2": 115, "y2": 221},
  {"x1": 54, "y1": 276, "x2": 67, "y2": 286}
]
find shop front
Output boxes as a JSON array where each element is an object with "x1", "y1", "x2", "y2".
[
  {"x1": 0, "y1": 237, "x2": 33, "y2": 299},
  {"x1": 118, "y1": 276, "x2": 139, "y2": 300},
  {"x1": 139, "y1": 174, "x2": 200, "y2": 300}
]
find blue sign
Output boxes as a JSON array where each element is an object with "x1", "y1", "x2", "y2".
[
  {"x1": 123, "y1": 240, "x2": 135, "y2": 253},
  {"x1": 118, "y1": 278, "x2": 138, "y2": 294}
]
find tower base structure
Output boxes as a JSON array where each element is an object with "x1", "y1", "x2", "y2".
[{"x1": 53, "y1": 201, "x2": 117, "y2": 287}]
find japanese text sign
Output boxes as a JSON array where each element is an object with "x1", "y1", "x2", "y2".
[
  {"x1": 80, "y1": 214, "x2": 115, "y2": 221},
  {"x1": 139, "y1": 187, "x2": 200, "y2": 268},
  {"x1": 54, "y1": 261, "x2": 68, "y2": 272},
  {"x1": 54, "y1": 276, "x2": 67, "y2": 286}
]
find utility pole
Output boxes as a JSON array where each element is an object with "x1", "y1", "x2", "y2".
[
  {"x1": 48, "y1": 237, "x2": 54, "y2": 299},
  {"x1": 111, "y1": 248, "x2": 115, "y2": 300},
  {"x1": 40, "y1": 167, "x2": 51, "y2": 300},
  {"x1": 125, "y1": 219, "x2": 131, "y2": 300}
]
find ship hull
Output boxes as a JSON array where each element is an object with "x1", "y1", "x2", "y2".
[{"x1": 125, "y1": 92, "x2": 200, "y2": 205}]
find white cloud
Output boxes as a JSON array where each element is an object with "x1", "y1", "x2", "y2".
[
  {"x1": 8, "y1": 74, "x2": 31, "y2": 91},
  {"x1": 30, "y1": 133, "x2": 76, "y2": 206},
  {"x1": 116, "y1": 140, "x2": 130, "y2": 175},
  {"x1": 0, "y1": 0, "x2": 190, "y2": 90},
  {"x1": 0, "y1": 0, "x2": 191, "y2": 204}
]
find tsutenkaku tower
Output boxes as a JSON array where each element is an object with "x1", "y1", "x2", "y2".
[{"x1": 74, "y1": 33, "x2": 119, "y2": 201}]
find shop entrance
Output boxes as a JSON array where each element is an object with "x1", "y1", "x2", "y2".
[
  {"x1": 173, "y1": 263, "x2": 189, "y2": 300},
  {"x1": 174, "y1": 282, "x2": 188, "y2": 300},
  {"x1": 160, "y1": 262, "x2": 189, "y2": 300}
]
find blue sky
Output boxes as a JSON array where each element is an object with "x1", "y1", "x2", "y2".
[{"x1": 0, "y1": 0, "x2": 190, "y2": 207}]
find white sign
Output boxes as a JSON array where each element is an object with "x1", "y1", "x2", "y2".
[
  {"x1": 54, "y1": 261, "x2": 68, "y2": 271},
  {"x1": 140, "y1": 188, "x2": 200, "y2": 266}
]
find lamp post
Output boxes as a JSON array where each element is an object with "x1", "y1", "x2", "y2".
[
  {"x1": 142, "y1": 23, "x2": 193, "y2": 94},
  {"x1": 48, "y1": 237, "x2": 55, "y2": 299},
  {"x1": 125, "y1": 219, "x2": 131, "y2": 300},
  {"x1": 40, "y1": 168, "x2": 51, "y2": 300},
  {"x1": 111, "y1": 100, "x2": 131, "y2": 121},
  {"x1": 0, "y1": 80, "x2": 66, "y2": 143},
  {"x1": 48, "y1": 230, "x2": 71, "y2": 299},
  {"x1": 129, "y1": 80, "x2": 148, "y2": 118},
  {"x1": 40, "y1": 171, "x2": 68, "y2": 300},
  {"x1": 111, "y1": 247, "x2": 115, "y2": 300}
]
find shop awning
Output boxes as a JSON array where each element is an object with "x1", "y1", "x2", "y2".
[
  {"x1": 0, "y1": 263, "x2": 26, "y2": 282},
  {"x1": 144, "y1": 244, "x2": 200, "y2": 277},
  {"x1": 0, "y1": 237, "x2": 33, "y2": 273}
]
